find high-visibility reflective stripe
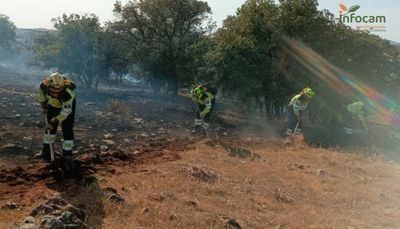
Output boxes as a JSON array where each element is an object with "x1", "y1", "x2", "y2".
[
  {"x1": 289, "y1": 94, "x2": 308, "y2": 111},
  {"x1": 286, "y1": 128, "x2": 293, "y2": 136},
  {"x1": 291, "y1": 101, "x2": 306, "y2": 111},
  {"x1": 195, "y1": 119, "x2": 202, "y2": 125},
  {"x1": 60, "y1": 102, "x2": 72, "y2": 116},
  {"x1": 57, "y1": 102, "x2": 73, "y2": 122},
  {"x1": 63, "y1": 140, "x2": 74, "y2": 151},
  {"x1": 205, "y1": 101, "x2": 212, "y2": 109},
  {"x1": 60, "y1": 109, "x2": 71, "y2": 116},
  {"x1": 43, "y1": 134, "x2": 56, "y2": 144}
]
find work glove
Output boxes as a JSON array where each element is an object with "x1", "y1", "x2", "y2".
[{"x1": 200, "y1": 111, "x2": 207, "y2": 118}]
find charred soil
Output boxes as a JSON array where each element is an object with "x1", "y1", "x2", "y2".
[{"x1": 1, "y1": 74, "x2": 400, "y2": 228}]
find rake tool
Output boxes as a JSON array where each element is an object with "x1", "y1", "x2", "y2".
[
  {"x1": 201, "y1": 118, "x2": 210, "y2": 140},
  {"x1": 292, "y1": 120, "x2": 300, "y2": 137}
]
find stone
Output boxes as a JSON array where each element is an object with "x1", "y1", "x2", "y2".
[
  {"x1": 24, "y1": 216, "x2": 35, "y2": 223},
  {"x1": 65, "y1": 206, "x2": 86, "y2": 221},
  {"x1": 58, "y1": 211, "x2": 80, "y2": 224},
  {"x1": 30, "y1": 204, "x2": 55, "y2": 217},
  {"x1": 103, "y1": 187, "x2": 125, "y2": 203},
  {"x1": 101, "y1": 140, "x2": 116, "y2": 146},
  {"x1": 103, "y1": 133, "x2": 113, "y2": 139},
  {"x1": 40, "y1": 217, "x2": 64, "y2": 229},
  {"x1": 221, "y1": 216, "x2": 242, "y2": 229},
  {"x1": 134, "y1": 118, "x2": 143, "y2": 123},
  {"x1": 140, "y1": 133, "x2": 149, "y2": 138},
  {"x1": 19, "y1": 223, "x2": 38, "y2": 229},
  {"x1": 317, "y1": 169, "x2": 327, "y2": 176},
  {"x1": 2, "y1": 202, "x2": 19, "y2": 210},
  {"x1": 23, "y1": 136, "x2": 33, "y2": 141},
  {"x1": 45, "y1": 197, "x2": 68, "y2": 206}
]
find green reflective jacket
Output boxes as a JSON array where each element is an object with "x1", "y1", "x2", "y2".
[{"x1": 192, "y1": 92, "x2": 214, "y2": 114}]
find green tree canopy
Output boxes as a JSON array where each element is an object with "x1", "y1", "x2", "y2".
[
  {"x1": 208, "y1": 0, "x2": 400, "y2": 120},
  {"x1": 110, "y1": 0, "x2": 212, "y2": 95},
  {"x1": 0, "y1": 14, "x2": 16, "y2": 59},
  {"x1": 34, "y1": 14, "x2": 107, "y2": 88}
]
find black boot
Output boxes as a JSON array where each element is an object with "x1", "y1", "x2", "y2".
[
  {"x1": 192, "y1": 125, "x2": 202, "y2": 135},
  {"x1": 61, "y1": 150, "x2": 76, "y2": 176},
  {"x1": 62, "y1": 150, "x2": 73, "y2": 158},
  {"x1": 42, "y1": 144, "x2": 51, "y2": 163}
]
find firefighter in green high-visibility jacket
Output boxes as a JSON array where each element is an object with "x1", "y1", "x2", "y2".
[
  {"x1": 286, "y1": 87, "x2": 315, "y2": 136},
  {"x1": 38, "y1": 72, "x2": 76, "y2": 162},
  {"x1": 343, "y1": 101, "x2": 372, "y2": 134},
  {"x1": 191, "y1": 85, "x2": 216, "y2": 135}
]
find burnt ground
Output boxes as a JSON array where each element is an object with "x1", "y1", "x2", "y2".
[{"x1": 1, "y1": 68, "x2": 400, "y2": 228}]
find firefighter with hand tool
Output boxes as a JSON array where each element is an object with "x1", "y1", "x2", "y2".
[
  {"x1": 286, "y1": 87, "x2": 315, "y2": 136},
  {"x1": 191, "y1": 84, "x2": 217, "y2": 136},
  {"x1": 342, "y1": 100, "x2": 373, "y2": 135},
  {"x1": 39, "y1": 72, "x2": 76, "y2": 163}
]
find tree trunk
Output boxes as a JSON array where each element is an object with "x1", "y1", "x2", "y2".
[
  {"x1": 87, "y1": 75, "x2": 93, "y2": 89},
  {"x1": 264, "y1": 97, "x2": 272, "y2": 120},
  {"x1": 150, "y1": 79, "x2": 161, "y2": 96},
  {"x1": 169, "y1": 65, "x2": 179, "y2": 97},
  {"x1": 171, "y1": 77, "x2": 179, "y2": 97},
  {"x1": 255, "y1": 97, "x2": 264, "y2": 118},
  {"x1": 95, "y1": 75, "x2": 101, "y2": 89}
]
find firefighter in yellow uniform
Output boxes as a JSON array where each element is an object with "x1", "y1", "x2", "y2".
[
  {"x1": 286, "y1": 87, "x2": 315, "y2": 136},
  {"x1": 191, "y1": 85, "x2": 216, "y2": 134},
  {"x1": 343, "y1": 101, "x2": 370, "y2": 134},
  {"x1": 39, "y1": 72, "x2": 76, "y2": 162}
]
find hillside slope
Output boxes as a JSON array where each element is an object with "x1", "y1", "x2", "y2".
[{"x1": 0, "y1": 73, "x2": 400, "y2": 228}]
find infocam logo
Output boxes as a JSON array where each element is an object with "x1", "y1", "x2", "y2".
[{"x1": 338, "y1": 3, "x2": 386, "y2": 32}]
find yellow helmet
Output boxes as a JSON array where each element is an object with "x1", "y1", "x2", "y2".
[
  {"x1": 48, "y1": 72, "x2": 65, "y2": 91},
  {"x1": 302, "y1": 87, "x2": 315, "y2": 99},
  {"x1": 192, "y1": 85, "x2": 205, "y2": 97}
]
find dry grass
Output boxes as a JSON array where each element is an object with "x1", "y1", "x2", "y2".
[
  {"x1": 60, "y1": 180, "x2": 105, "y2": 228},
  {"x1": 105, "y1": 99, "x2": 135, "y2": 126},
  {"x1": 179, "y1": 165, "x2": 219, "y2": 183},
  {"x1": 2, "y1": 140, "x2": 400, "y2": 228},
  {"x1": 106, "y1": 99, "x2": 128, "y2": 115},
  {"x1": 96, "y1": 141, "x2": 400, "y2": 228}
]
